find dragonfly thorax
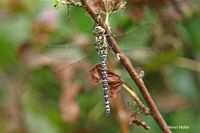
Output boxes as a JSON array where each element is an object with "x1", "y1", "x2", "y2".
[{"x1": 94, "y1": 33, "x2": 108, "y2": 61}]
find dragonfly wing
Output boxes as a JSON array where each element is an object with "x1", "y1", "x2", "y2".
[
  {"x1": 116, "y1": 23, "x2": 154, "y2": 48},
  {"x1": 121, "y1": 47, "x2": 159, "y2": 63},
  {"x1": 39, "y1": 43, "x2": 96, "y2": 72},
  {"x1": 113, "y1": 24, "x2": 164, "y2": 70},
  {"x1": 41, "y1": 44, "x2": 84, "y2": 62},
  {"x1": 121, "y1": 46, "x2": 180, "y2": 71}
]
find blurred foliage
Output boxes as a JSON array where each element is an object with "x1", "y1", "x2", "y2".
[{"x1": 0, "y1": 0, "x2": 200, "y2": 133}]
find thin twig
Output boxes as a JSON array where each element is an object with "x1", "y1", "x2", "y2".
[
  {"x1": 80, "y1": 0, "x2": 171, "y2": 132},
  {"x1": 122, "y1": 82, "x2": 150, "y2": 115}
]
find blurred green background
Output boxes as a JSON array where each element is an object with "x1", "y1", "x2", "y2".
[{"x1": 0, "y1": 0, "x2": 200, "y2": 133}]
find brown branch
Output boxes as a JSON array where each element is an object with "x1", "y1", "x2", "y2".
[{"x1": 80, "y1": 0, "x2": 171, "y2": 132}]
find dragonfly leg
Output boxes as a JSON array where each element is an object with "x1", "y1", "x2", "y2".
[{"x1": 116, "y1": 53, "x2": 121, "y2": 60}]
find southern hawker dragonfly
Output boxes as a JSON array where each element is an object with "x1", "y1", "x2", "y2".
[
  {"x1": 27, "y1": 23, "x2": 159, "y2": 117},
  {"x1": 39, "y1": 23, "x2": 158, "y2": 74}
]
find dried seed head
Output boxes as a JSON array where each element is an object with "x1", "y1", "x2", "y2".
[{"x1": 90, "y1": 0, "x2": 126, "y2": 14}]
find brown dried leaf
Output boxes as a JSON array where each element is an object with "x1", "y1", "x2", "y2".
[
  {"x1": 129, "y1": 119, "x2": 150, "y2": 130},
  {"x1": 129, "y1": 108, "x2": 150, "y2": 130},
  {"x1": 90, "y1": 64, "x2": 122, "y2": 98}
]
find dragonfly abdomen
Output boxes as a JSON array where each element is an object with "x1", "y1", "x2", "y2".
[
  {"x1": 101, "y1": 60, "x2": 111, "y2": 116},
  {"x1": 93, "y1": 26, "x2": 111, "y2": 116}
]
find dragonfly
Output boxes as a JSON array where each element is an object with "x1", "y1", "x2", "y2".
[
  {"x1": 39, "y1": 23, "x2": 157, "y2": 116},
  {"x1": 93, "y1": 25, "x2": 111, "y2": 116},
  {"x1": 40, "y1": 23, "x2": 156, "y2": 72}
]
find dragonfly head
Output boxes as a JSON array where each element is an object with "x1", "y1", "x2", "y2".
[{"x1": 93, "y1": 26, "x2": 105, "y2": 35}]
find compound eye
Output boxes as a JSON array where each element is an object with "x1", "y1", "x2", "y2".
[{"x1": 95, "y1": 27, "x2": 99, "y2": 30}]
